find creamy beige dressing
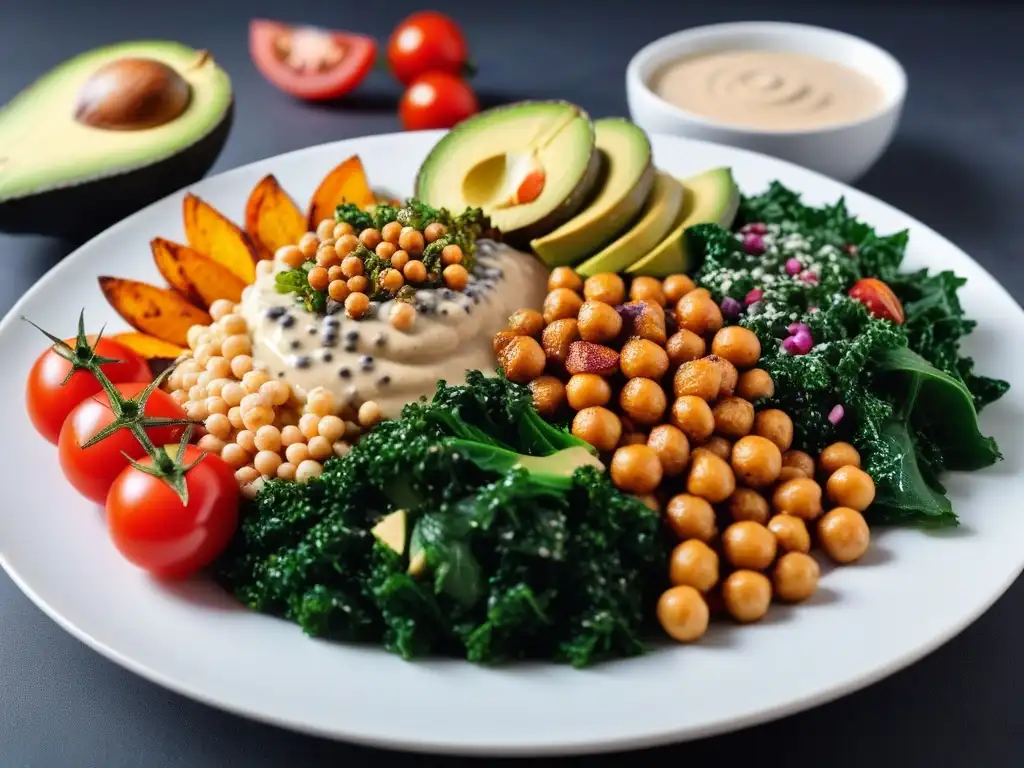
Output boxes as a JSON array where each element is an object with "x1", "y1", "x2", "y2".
[
  {"x1": 241, "y1": 241, "x2": 548, "y2": 420},
  {"x1": 651, "y1": 50, "x2": 884, "y2": 131}
]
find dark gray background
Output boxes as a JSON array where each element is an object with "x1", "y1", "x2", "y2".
[{"x1": 2, "y1": 0, "x2": 1022, "y2": 765}]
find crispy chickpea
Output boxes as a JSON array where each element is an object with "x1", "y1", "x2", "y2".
[
  {"x1": 260, "y1": 380, "x2": 290, "y2": 407},
  {"x1": 687, "y1": 448, "x2": 736, "y2": 503},
  {"x1": 375, "y1": 241, "x2": 398, "y2": 261},
  {"x1": 298, "y1": 232, "x2": 319, "y2": 258},
  {"x1": 826, "y1": 465, "x2": 875, "y2": 511},
  {"x1": 620, "y1": 338, "x2": 669, "y2": 380},
  {"x1": 335, "y1": 233, "x2": 360, "y2": 258},
  {"x1": 619, "y1": 378, "x2": 666, "y2": 426},
  {"x1": 398, "y1": 226, "x2": 425, "y2": 255},
  {"x1": 577, "y1": 300, "x2": 623, "y2": 343},
  {"x1": 334, "y1": 222, "x2": 355, "y2": 240},
  {"x1": 341, "y1": 254, "x2": 364, "y2": 277},
  {"x1": 541, "y1": 318, "x2": 580, "y2": 368},
  {"x1": 390, "y1": 249, "x2": 409, "y2": 272},
  {"x1": 662, "y1": 274, "x2": 696, "y2": 303},
  {"x1": 280, "y1": 425, "x2": 304, "y2": 446},
  {"x1": 220, "y1": 443, "x2": 249, "y2": 469},
  {"x1": 565, "y1": 373, "x2": 611, "y2": 410},
  {"x1": 819, "y1": 442, "x2": 862, "y2": 475},
  {"x1": 359, "y1": 227, "x2": 382, "y2": 249},
  {"x1": 547, "y1": 267, "x2": 583, "y2": 293},
  {"x1": 381, "y1": 221, "x2": 403, "y2": 244},
  {"x1": 295, "y1": 459, "x2": 324, "y2": 483},
  {"x1": 423, "y1": 221, "x2": 447, "y2": 242},
  {"x1": 441, "y1": 244, "x2": 463, "y2": 266},
  {"x1": 276, "y1": 462, "x2": 297, "y2": 481},
  {"x1": 818, "y1": 506, "x2": 871, "y2": 563},
  {"x1": 722, "y1": 570, "x2": 772, "y2": 623},
  {"x1": 497, "y1": 335, "x2": 546, "y2": 383},
  {"x1": 713, "y1": 397, "x2": 755, "y2": 440},
  {"x1": 773, "y1": 552, "x2": 820, "y2": 602},
  {"x1": 345, "y1": 291, "x2": 370, "y2": 318},
  {"x1": 647, "y1": 424, "x2": 690, "y2": 477},
  {"x1": 443, "y1": 264, "x2": 469, "y2": 291},
  {"x1": 327, "y1": 264, "x2": 344, "y2": 283},
  {"x1": 230, "y1": 355, "x2": 254, "y2": 379},
  {"x1": 782, "y1": 450, "x2": 815, "y2": 478},
  {"x1": 736, "y1": 368, "x2": 775, "y2": 401},
  {"x1": 776, "y1": 467, "x2": 805, "y2": 484},
  {"x1": 629, "y1": 276, "x2": 666, "y2": 306},
  {"x1": 529, "y1": 375, "x2": 567, "y2": 419},
  {"x1": 772, "y1": 477, "x2": 823, "y2": 520},
  {"x1": 754, "y1": 409, "x2": 794, "y2": 452},
  {"x1": 572, "y1": 406, "x2": 622, "y2": 453},
  {"x1": 543, "y1": 288, "x2": 584, "y2": 324},
  {"x1": 730, "y1": 435, "x2": 782, "y2": 488},
  {"x1": 665, "y1": 494, "x2": 717, "y2": 542},
  {"x1": 508, "y1": 308, "x2": 545, "y2": 337},
  {"x1": 492, "y1": 330, "x2": 518, "y2": 356},
  {"x1": 328, "y1": 279, "x2": 350, "y2": 302},
  {"x1": 254, "y1": 450, "x2": 283, "y2": 477},
  {"x1": 389, "y1": 301, "x2": 416, "y2": 331},
  {"x1": 308, "y1": 435, "x2": 334, "y2": 461},
  {"x1": 722, "y1": 520, "x2": 777, "y2": 570},
  {"x1": 380, "y1": 268, "x2": 404, "y2": 293},
  {"x1": 665, "y1": 329, "x2": 706, "y2": 366},
  {"x1": 316, "y1": 218, "x2": 336, "y2": 240},
  {"x1": 703, "y1": 435, "x2": 732, "y2": 461},
  {"x1": 673, "y1": 358, "x2": 722, "y2": 401},
  {"x1": 222, "y1": 334, "x2": 251, "y2": 360},
  {"x1": 728, "y1": 488, "x2": 770, "y2": 525},
  {"x1": 583, "y1": 273, "x2": 626, "y2": 305},
  {"x1": 767, "y1": 514, "x2": 811, "y2": 553},
  {"x1": 711, "y1": 326, "x2": 762, "y2": 369},
  {"x1": 669, "y1": 539, "x2": 719, "y2": 592},
  {"x1": 709, "y1": 355, "x2": 738, "y2": 398},
  {"x1": 276, "y1": 244, "x2": 306, "y2": 268},
  {"x1": 610, "y1": 445, "x2": 663, "y2": 495},
  {"x1": 675, "y1": 291, "x2": 723, "y2": 337},
  {"x1": 670, "y1": 396, "x2": 715, "y2": 443},
  {"x1": 403, "y1": 259, "x2": 427, "y2": 283},
  {"x1": 657, "y1": 585, "x2": 709, "y2": 643},
  {"x1": 316, "y1": 245, "x2": 340, "y2": 268}
]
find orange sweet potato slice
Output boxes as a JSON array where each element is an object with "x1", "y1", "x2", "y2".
[
  {"x1": 152, "y1": 237, "x2": 204, "y2": 306},
  {"x1": 245, "y1": 174, "x2": 307, "y2": 259},
  {"x1": 176, "y1": 247, "x2": 247, "y2": 306},
  {"x1": 111, "y1": 332, "x2": 187, "y2": 361},
  {"x1": 307, "y1": 155, "x2": 376, "y2": 230},
  {"x1": 99, "y1": 277, "x2": 212, "y2": 347},
  {"x1": 182, "y1": 193, "x2": 258, "y2": 284}
]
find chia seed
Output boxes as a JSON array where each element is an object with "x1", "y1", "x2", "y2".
[
  {"x1": 290, "y1": 354, "x2": 311, "y2": 369},
  {"x1": 378, "y1": 375, "x2": 391, "y2": 387},
  {"x1": 320, "y1": 350, "x2": 333, "y2": 362},
  {"x1": 338, "y1": 366, "x2": 351, "y2": 379},
  {"x1": 289, "y1": 339, "x2": 303, "y2": 350}
]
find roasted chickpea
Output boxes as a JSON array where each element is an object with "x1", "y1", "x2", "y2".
[
  {"x1": 618, "y1": 338, "x2": 669, "y2": 381},
  {"x1": 348, "y1": 275, "x2": 369, "y2": 294},
  {"x1": 629, "y1": 276, "x2": 666, "y2": 306},
  {"x1": 713, "y1": 396, "x2": 755, "y2": 439},
  {"x1": 423, "y1": 221, "x2": 446, "y2": 242},
  {"x1": 818, "y1": 506, "x2": 871, "y2": 563},
  {"x1": 711, "y1": 326, "x2": 762, "y2": 369},
  {"x1": 398, "y1": 226, "x2": 425, "y2": 255},
  {"x1": 782, "y1": 450, "x2": 815, "y2": 478},
  {"x1": 754, "y1": 409, "x2": 794, "y2": 452},
  {"x1": 675, "y1": 291, "x2": 723, "y2": 337},
  {"x1": 773, "y1": 552, "x2": 820, "y2": 602},
  {"x1": 826, "y1": 465, "x2": 876, "y2": 511},
  {"x1": 440, "y1": 244, "x2": 463, "y2": 266},
  {"x1": 333, "y1": 221, "x2": 355, "y2": 239},
  {"x1": 566, "y1": 373, "x2": 612, "y2": 410},
  {"x1": 572, "y1": 406, "x2": 622, "y2": 453},
  {"x1": 341, "y1": 254, "x2": 364, "y2": 277},
  {"x1": 703, "y1": 435, "x2": 732, "y2": 461},
  {"x1": 673, "y1": 357, "x2": 722, "y2": 401},
  {"x1": 619, "y1": 377, "x2": 668, "y2": 426},
  {"x1": 670, "y1": 396, "x2": 715, "y2": 443},
  {"x1": 547, "y1": 266, "x2": 583, "y2": 293},
  {"x1": 508, "y1": 308, "x2": 545, "y2": 337},
  {"x1": 344, "y1": 292, "x2": 370, "y2": 318},
  {"x1": 316, "y1": 244, "x2": 340, "y2": 267},
  {"x1": 328, "y1": 279, "x2": 350, "y2": 302},
  {"x1": 381, "y1": 221, "x2": 403, "y2": 243},
  {"x1": 359, "y1": 227, "x2": 382, "y2": 250},
  {"x1": 577, "y1": 300, "x2": 624, "y2": 343},
  {"x1": 662, "y1": 274, "x2": 696, "y2": 303},
  {"x1": 722, "y1": 570, "x2": 772, "y2": 623},
  {"x1": 670, "y1": 539, "x2": 719, "y2": 592},
  {"x1": 665, "y1": 494, "x2": 717, "y2": 542},
  {"x1": 772, "y1": 477, "x2": 823, "y2": 520},
  {"x1": 665, "y1": 330, "x2": 706, "y2": 366},
  {"x1": 492, "y1": 330, "x2": 518, "y2": 356},
  {"x1": 541, "y1": 318, "x2": 580, "y2": 368},
  {"x1": 335, "y1": 233, "x2": 360, "y2": 258},
  {"x1": 497, "y1": 335, "x2": 546, "y2": 383},
  {"x1": 736, "y1": 368, "x2": 775, "y2": 401},
  {"x1": 307, "y1": 266, "x2": 329, "y2": 292},
  {"x1": 543, "y1": 288, "x2": 584, "y2": 324},
  {"x1": 610, "y1": 444, "x2": 663, "y2": 494},
  {"x1": 583, "y1": 273, "x2": 626, "y2": 305},
  {"x1": 819, "y1": 442, "x2": 862, "y2": 475},
  {"x1": 728, "y1": 488, "x2": 770, "y2": 525},
  {"x1": 767, "y1": 514, "x2": 811, "y2": 553},
  {"x1": 379, "y1": 268, "x2": 404, "y2": 293},
  {"x1": 657, "y1": 585, "x2": 710, "y2": 643},
  {"x1": 722, "y1": 520, "x2": 777, "y2": 570},
  {"x1": 687, "y1": 448, "x2": 736, "y2": 503},
  {"x1": 403, "y1": 259, "x2": 427, "y2": 283},
  {"x1": 709, "y1": 355, "x2": 739, "y2": 398},
  {"x1": 390, "y1": 249, "x2": 410, "y2": 272},
  {"x1": 647, "y1": 424, "x2": 690, "y2": 477},
  {"x1": 730, "y1": 435, "x2": 782, "y2": 488},
  {"x1": 375, "y1": 241, "x2": 397, "y2": 261},
  {"x1": 528, "y1": 376, "x2": 566, "y2": 419},
  {"x1": 443, "y1": 264, "x2": 469, "y2": 291}
]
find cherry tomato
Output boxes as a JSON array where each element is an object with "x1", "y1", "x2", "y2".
[
  {"x1": 58, "y1": 382, "x2": 189, "y2": 504},
  {"x1": 387, "y1": 11, "x2": 471, "y2": 86},
  {"x1": 26, "y1": 336, "x2": 150, "y2": 444},
  {"x1": 106, "y1": 445, "x2": 239, "y2": 579},
  {"x1": 399, "y1": 72, "x2": 479, "y2": 131},
  {"x1": 249, "y1": 19, "x2": 377, "y2": 101}
]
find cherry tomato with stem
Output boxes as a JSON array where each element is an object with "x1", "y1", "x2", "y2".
[
  {"x1": 387, "y1": 11, "x2": 473, "y2": 86},
  {"x1": 399, "y1": 72, "x2": 479, "y2": 131}
]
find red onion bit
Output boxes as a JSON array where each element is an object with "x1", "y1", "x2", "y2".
[
  {"x1": 720, "y1": 296, "x2": 743, "y2": 318},
  {"x1": 828, "y1": 404, "x2": 845, "y2": 425},
  {"x1": 745, "y1": 288, "x2": 763, "y2": 306}
]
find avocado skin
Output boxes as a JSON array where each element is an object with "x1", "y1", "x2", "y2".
[{"x1": 0, "y1": 101, "x2": 233, "y2": 240}]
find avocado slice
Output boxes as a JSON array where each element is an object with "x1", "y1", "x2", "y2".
[
  {"x1": 576, "y1": 171, "x2": 684, "y2": 277},
  {"x1": 0, "y1": 41, "x2": 232, "y2": 239},
  {"x1": 530, "y1": 118, "x2": 655, "y2": 267},
  {"x1": 371, "y1": 509, "x2": 408, "y2": 555},
  {"x1": 414, "y1": 101, "x2": 601, "y2": 246},
  {"x1": 626, "y1": 167, "x2": 739, "y2": 277}
]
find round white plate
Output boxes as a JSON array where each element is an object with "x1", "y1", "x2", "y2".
[{"x1": 1, "y1": 131, "x2": 1021, "y2": 756}]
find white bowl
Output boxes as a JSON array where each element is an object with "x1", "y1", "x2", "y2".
[{"x1": 626, "y1": 21, "x2": 907, "y2": 182}]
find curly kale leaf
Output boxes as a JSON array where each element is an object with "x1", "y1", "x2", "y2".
[{"x1": 274, "y1": 266, "x2": 327, "y2": 314}]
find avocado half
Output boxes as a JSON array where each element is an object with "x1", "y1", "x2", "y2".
[
  {"x1": 0, "y1": 41, "x2": 233, "y2": 239},
  {"x1": 414, "y1": 101, "x2": 602, "y2": 247}
]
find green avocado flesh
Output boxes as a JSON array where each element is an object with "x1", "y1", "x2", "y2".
[
  {"x1": 626, "y1": 167, "x2": 739, "y2": 277},
  {"x1": 414, "y1": 101, "x2": 601, "y2": 245},
  {"x1": 530, "y1": 118, "x2": 655, "y2": 267},
  {"x1": 0, "y1": 41, "x2": 231, "y2": 200}
]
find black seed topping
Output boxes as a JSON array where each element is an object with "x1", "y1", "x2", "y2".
[
  {"x1": 279, "y1": 313, "x2": 296, "y2": 328},
  {"x1": 360, "y1": 355, "x2": 374, "y2": 371},
  {"x1": 290, "y1": 355, "x2": 311, "y2": 369},
  {"x1": 338, "y1": 366, "x2": 351, "y2": 379},
  {"x1": 265, "y1": 306, "x2": 286, "y2": 320}
]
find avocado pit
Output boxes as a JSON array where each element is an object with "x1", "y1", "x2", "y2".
[
  {"x1": 74, "y1": 57, "x2": 191, "y2": 131},
  {"x1": 462, "y1": 151, "x2": 547, "y2": 209},
  {"x1": 273, "y1": 27, "x2": 343, "y2": 73}
]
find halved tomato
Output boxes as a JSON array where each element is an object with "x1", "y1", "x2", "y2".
[{"x1": 249, "y1": 19, "x2": 377, "y2": 101}]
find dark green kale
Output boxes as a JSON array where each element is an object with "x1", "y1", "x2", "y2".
[{"x1": 274, "y1": 264, "x2": 327, "y2": 314}]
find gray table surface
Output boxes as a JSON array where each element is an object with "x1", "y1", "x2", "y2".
[{"x1": 2, "y1": 0, "x2": 1022, "y2": 765}]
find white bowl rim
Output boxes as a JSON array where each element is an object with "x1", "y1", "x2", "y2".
[{"x1": 626, "y1": 20, "x2": 909, "y2": 137}]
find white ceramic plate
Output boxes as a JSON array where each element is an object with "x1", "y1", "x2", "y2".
[{"x1": 1, "y1": 131, "x2": 1021, "y2": 756}]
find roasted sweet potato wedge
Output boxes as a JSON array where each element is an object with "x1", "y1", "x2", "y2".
[
  {"x1": 99, "y1": 277, "x2": 211, "y2": 347},
  {"x1": 182, "y1": 193, "x2": 258, "y2": 284},
  {"x1": 176, "y1": 247, "x2": 247, "y2": 306},
  {"x1": 245, "y1": 174, "x2": 307, "y2": 259},
  {"x1": 152, "y1": 237, "x2": 204, "y2": 306},
  {"x1": 307, "y1": 155, "x2": 375, "y2": 229},
  {"x1": 111, "y1": 332, "x2": 187, "y2": 361}
]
